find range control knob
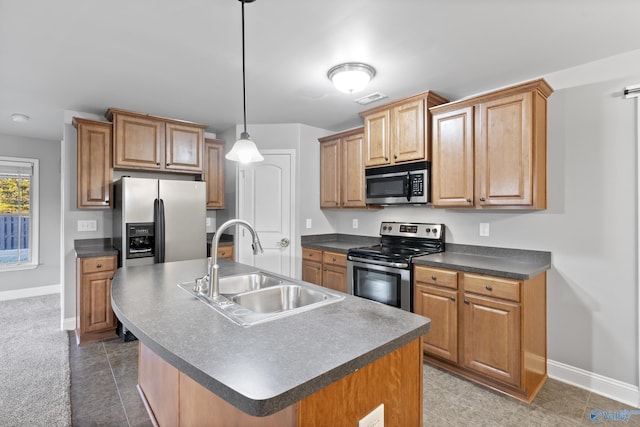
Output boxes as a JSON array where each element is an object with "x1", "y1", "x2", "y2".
[
  {"x1": 426, "y1": 228, "x2": 431, "y2": 233},
  {"x1": 382, "y1": 225, "x2": 388, "y2": 231}
]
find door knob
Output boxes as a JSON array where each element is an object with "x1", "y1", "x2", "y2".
[{"x1": 278, "y1": 238, "x2": 290, "y2": 248}]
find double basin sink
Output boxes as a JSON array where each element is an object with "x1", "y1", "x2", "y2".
[{"x1": 179, "y1": 272, "x2": 344, "y2": 326}]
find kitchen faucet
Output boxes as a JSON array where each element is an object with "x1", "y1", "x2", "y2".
[{"x1": 208, "y1": 219, "x2": 263, "y2": 299}]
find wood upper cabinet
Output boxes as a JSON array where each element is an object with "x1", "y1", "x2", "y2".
[
  {"x1": 106, "y1": 108, "x2": 206, "y2": 174},
  {"x1": 430, "y1": 79, "x2": 552, "y2": 209},
  {"x1": 73, "y1": 117, "x2": 113, "y2": 209},
  {"x1": 360, "y1": 91, "x2": 448, "y2": 167},
  {"x1": 413, "y1": 264, "x2": 547, "y2": 403},
  {"x1": 318, "y1": 127, "x2": 366, "y2": 209},
  {"x1": 76, "y1": 255, "x2": 117, "y2": 345},
  {"x1": 203, "y1": 138, "x2": 225, "y2": 209}
]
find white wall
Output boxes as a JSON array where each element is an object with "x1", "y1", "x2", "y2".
[
  {"x1": 0, "y1": 133, "x2": 60, "y2": 293},
  {"x1": 330, "y1": 76, "x2": 640, "y2": 391}
]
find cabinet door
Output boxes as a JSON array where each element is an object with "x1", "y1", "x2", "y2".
[
  {"x1": 302, "y1": 260, "x2": 322, "y2": 285},
  {"x1": 165, "y1": 123, "x2": 204, "y2": 173},
  {"x1": 216, "y1": 244, "x2": 233, "y2": 260},
  {"x1": 80, "y1": 270, "x2": 116, "y2": 334},
  {"x1": 341, "y1": 132, "x2": 366, "y2": 208},
  {"x1": 477, "y1": 92, "x2": 533, "y2": 207},
  {"x1": 393, "y1": 99, "x2": 425, "y2": 163},
  {"x1": 76, "y1": 119, "x2": 112, "y2": 208},
  {"x1": 462, "y1": 294, "x2": 521, "y2": 387},
  {"x1": 431, "y1": 107, "x2": 475, "y2": 207},
  {"x1": 203, "y1": 139, "x2": 225, "y2": 209},
  {"x1": 320, "y1": 139, "x2": 341, "y2": 208},
  {"x1": 364, "y1": 110, "x2": 391, "y2": 167},
  {"x1": 323, "y1": 264, "x2": 347, "y2": 293},
  {"x1": 113, "y1": 113, "x2": 164, "y2": 170},
  {"x1": 414, "y1": 284, "x2": 458, "y2": 363}
]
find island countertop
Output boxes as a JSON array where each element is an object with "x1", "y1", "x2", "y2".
[{"x1": 111, "y1": 258, "x2": 430, "y2": 417}]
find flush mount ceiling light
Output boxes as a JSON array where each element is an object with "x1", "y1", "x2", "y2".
[
  {"x1": 226, "y1": 0, "x2": 264, "y2": 164},
  {"x1": 327, "y1": 63, "x2": 376, "y2": 94},
  {"x1": 10, "y1": 114, "x2": 30, "y2": 123}
]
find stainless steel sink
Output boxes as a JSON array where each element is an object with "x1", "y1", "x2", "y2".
[
  {"x1": 178, "y1": 271, "x2": 344, "y2": 326},
  {"x1": 231, "y1": 284, "x2": 333, "y2": 313}
]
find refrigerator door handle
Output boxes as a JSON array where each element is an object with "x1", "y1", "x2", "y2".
[{"x1": 154, "y1": 198, "x2": 166, "y2": 263}]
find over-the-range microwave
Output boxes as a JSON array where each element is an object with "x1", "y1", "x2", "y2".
[{"x1": 365, "y1": 161, "x2": 430, "y2": 205}]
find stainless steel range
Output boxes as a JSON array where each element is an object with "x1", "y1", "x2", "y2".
[{"x1": 347, "y1": 222, "x2": 445, "y2": 311}]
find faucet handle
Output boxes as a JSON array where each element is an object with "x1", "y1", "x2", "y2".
[{"x1": 194, "y1": 274, "x2": 209, "y2": 294}]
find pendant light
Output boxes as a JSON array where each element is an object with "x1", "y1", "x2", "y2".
[{"x1": 226, "y1": 0, "x2": 264, "y2": 164}]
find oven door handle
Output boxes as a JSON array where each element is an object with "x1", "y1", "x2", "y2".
[{"x1": 348, "y1": 256, "x2": 409, "y2": 269}]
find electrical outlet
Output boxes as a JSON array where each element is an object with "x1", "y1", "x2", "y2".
[
  {"x1": 479, "y1": 222, "x2": 490, "y2": 237},
  {"x1": 206, "y1": 218, "x2": 212, "y2": 227},
  {"x1": 77, "y1": 220, "x2": 97, "y2": 232},
  {"x1": 306, "y1": 218, "x2": 312, "y2": 229},
  {"x1": 359, "y1": 404, "x2": 384, "y2": 427},
  {"x1": 352, "y1": 219, "x2": 359, "y2": 229}
]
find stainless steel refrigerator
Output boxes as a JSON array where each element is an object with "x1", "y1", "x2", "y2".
[{"x1": 113, "y1": 177, "x2": 206, "y2": 268}]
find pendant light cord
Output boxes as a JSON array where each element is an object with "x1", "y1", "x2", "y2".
[{"x1": 241, "y1": 0, "x2": 248, "y2": 135}]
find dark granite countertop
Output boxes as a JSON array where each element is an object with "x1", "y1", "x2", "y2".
[
  {"x1": 74, "y1": 238, "x2": 118, "y2": 258},
  {"x1": 111, "y1": 258, "x2": 430, "y2": 417},
  {"x1": 413, "y1": 243, "x2": 551, "y2": 280},
  {"x1": 300, "y1": 233, "x2": 379, "y2": 254}
]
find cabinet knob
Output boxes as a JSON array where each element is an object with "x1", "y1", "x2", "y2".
[
  {"x1": 466, "y1": 198, "x2": 471, "y2": 203},
  {"x1": 479, "y1": 197, "x2": 486, "y2": 202},
  {"x1": 332, "y1": 257, "x2": 336, "y2": 262},
  {"x1": 431, "y1": 275, "x2": 437, "y2": 280},
  {"x1": 156, "y1": 162, "x2": 161, "y2": 166},
  {"x1": 449, "y1": 296, "x2": 456, "y2": 301},
  {"x1": 393, "y1": 154, "x2": 397, "y2": 159},
  {"x1": 109, "y1": 277, "x2": 114, "y2": 280},
  {"x1": 104, "y1": 200, "x2": 109, "y2": 204},
  {"x1": 323, "y1": 268, "x2": 327, "y2": 271},
  {"x1": 485, "y1": 284, "x2": 493, "y2": 291},
  {"x1": 220, "y1": 251, "x2": 226, "y2": 256},
  {"x1": 166, "y1": 163, "x2": 171, "y2": 166},
  {"x1": 384, "y1": 156, "x2": 389, "y2": 161},
  {"x1": 335, "y1": 201, "x2": 339, "y2": 206},
  {"x1": 464, "y1": 299, "x2": 469, "y2": 304},
  {"x1": 96, "y1": 263, "x2": 102, "y2": 268}
]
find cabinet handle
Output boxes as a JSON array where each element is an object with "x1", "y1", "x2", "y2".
[
  {"x1": 335, "y1": 202, "x2": 338, "y2": 206},
  {"x1": 220, "y1": 251, "x2": 226, "y2": 256},
  {"x1": 464, "y1": 299, "x2": 470, "y2": 304},
  {"x1": 96, "y1": 263, "x2": 102, "y2": 268},
  {"x1": 393, "y1": 154, "x2": 397, "y2": 159},
  {"x1": 449, "y1": 296, "x2": 455, "y2": 301},
  {"x1": 466, "y1": 198, "x2": 471, "y2": 203},
  {"x1": 109, "y1": 277, "x2": 114, "y2": 280},
  {"x1": 323, "y1": 268, "x2": 327, "y2": 271},
  {"x1": 431, "y1": 275, "x2": 437, "y2": 280},
  {"x1": 485, "y1": 284, "x2": 493, "y2": 291},
  {"x1": 332, "y1": 257, "x2": 336, "y2": 262},
  {"x1": 479, "y1": 197, "x2": 486, "y2": 202},
  {"x1": 166, "y1": 163, "x2": 171, "y2": 166},
  {"x1": 156, "y1": 162, "x2": 161, "y2": 166},
  {"x1": 384, "y1": 156, "x2": 389, "y2": 161},
  {"x1": 104, "y1": 200, "x2": 109, "y2": 204}
]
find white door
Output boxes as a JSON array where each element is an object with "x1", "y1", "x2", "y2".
[{"x1": 238, "y1": 151, "x2": 295, "y2": 277}]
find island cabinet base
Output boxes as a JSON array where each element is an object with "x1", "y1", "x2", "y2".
[{"x1": 138, "y1": 339, "x2": 423, "y2": 427}]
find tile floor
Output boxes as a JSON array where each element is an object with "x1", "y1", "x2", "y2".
[{"x1": 69, "y1": 334, "x2": 640, "y2": 426}]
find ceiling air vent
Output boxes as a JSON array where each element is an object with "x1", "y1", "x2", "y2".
[{"x1": 354, "y1": 92, "x2": 388, "y2": 105}]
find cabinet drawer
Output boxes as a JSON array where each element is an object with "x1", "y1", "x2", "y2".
[
  {"x1": 302, "y1": 248, "x2": 323, "y2": 261},
  {"x1": 414, "y1": 265, "x2": 458, "y2": 289},
  {"x1": 81, "y1": 256, "x2": 116, "y2": 274},
  {"x1": 463, "y1": 273, "x2": 520, "y2": 302},
  {"x1": 217, "y1": 245, "x2": 233, "y2": 260},
  {"x1": 323, "y1": 251, "x2": 347, "y2": 267}
]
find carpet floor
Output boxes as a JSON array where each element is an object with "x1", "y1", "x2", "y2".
[{"x1": 0, "y1": 294, "x2": 71, "y2": 427}]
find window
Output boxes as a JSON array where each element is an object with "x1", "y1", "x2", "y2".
[{"x1": 0, "y1": 157, "x2": 38, "y2": 270}]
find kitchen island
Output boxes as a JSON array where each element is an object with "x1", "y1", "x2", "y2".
[{"x1": 111, "y1": 258, "x2": 430, "y2": 426}]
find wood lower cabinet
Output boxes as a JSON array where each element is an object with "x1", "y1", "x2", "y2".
[
  {"x1": 203, "y1": 138, "x2": 225, "y2": 209},
  {"x1": 301, "y1": 248, "x2": 323, "y2": 285},
  {"x1": 76, "y1": 255, "x2": 117, "y2": 345},
  {"x1": 301, "y1": 247, "x2": 347, "y2": 292},
  {"x1": 430, "y1": 79, "x2": 552, "y2": 209},
  {"x1": 318, "y1": 127, "x2": 366, "y2": 209},
  {"x1": 138, "y1": 339, "x2": 422, "y2": 426},
  {"x1": 322, "y1": 251, "x2": 347, "y2": 293},
  {"x1": 360, "y1": 91, "x2": 448, "y2": 167},
  {"x1": 73, "y1": 117, "x2": 113, "y2": 209},
  {"x1": 106, "y1": 108, "x2": 206, "y2": 174},
  {"x1": 413, "y1": 264, "x2": 547, "y2": 403},
  {"x1": 217, "y1": 243, "x2": 233, "y2": 260}
]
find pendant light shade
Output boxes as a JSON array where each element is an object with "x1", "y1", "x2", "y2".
[
  {"x1": 327, "y1": 63, "x2": 376, "y2": 94},
  {"x1": 226, "y1": 0, "x2": 263, "y2": 164},
  {"x1": 226, "y1": 131, "x2": 264, "y2": 163}
]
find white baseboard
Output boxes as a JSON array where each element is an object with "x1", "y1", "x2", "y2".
[
  {"x1": 0, "y1": 284, "x2": 60, "y2": 301},
  {"x1": 548, "y1": 359, "x2": 639, "y2": 408}
]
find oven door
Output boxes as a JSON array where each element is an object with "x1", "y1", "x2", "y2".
[{"x1": 347, "y1": 258, "x2": 411, "y2": 311}]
